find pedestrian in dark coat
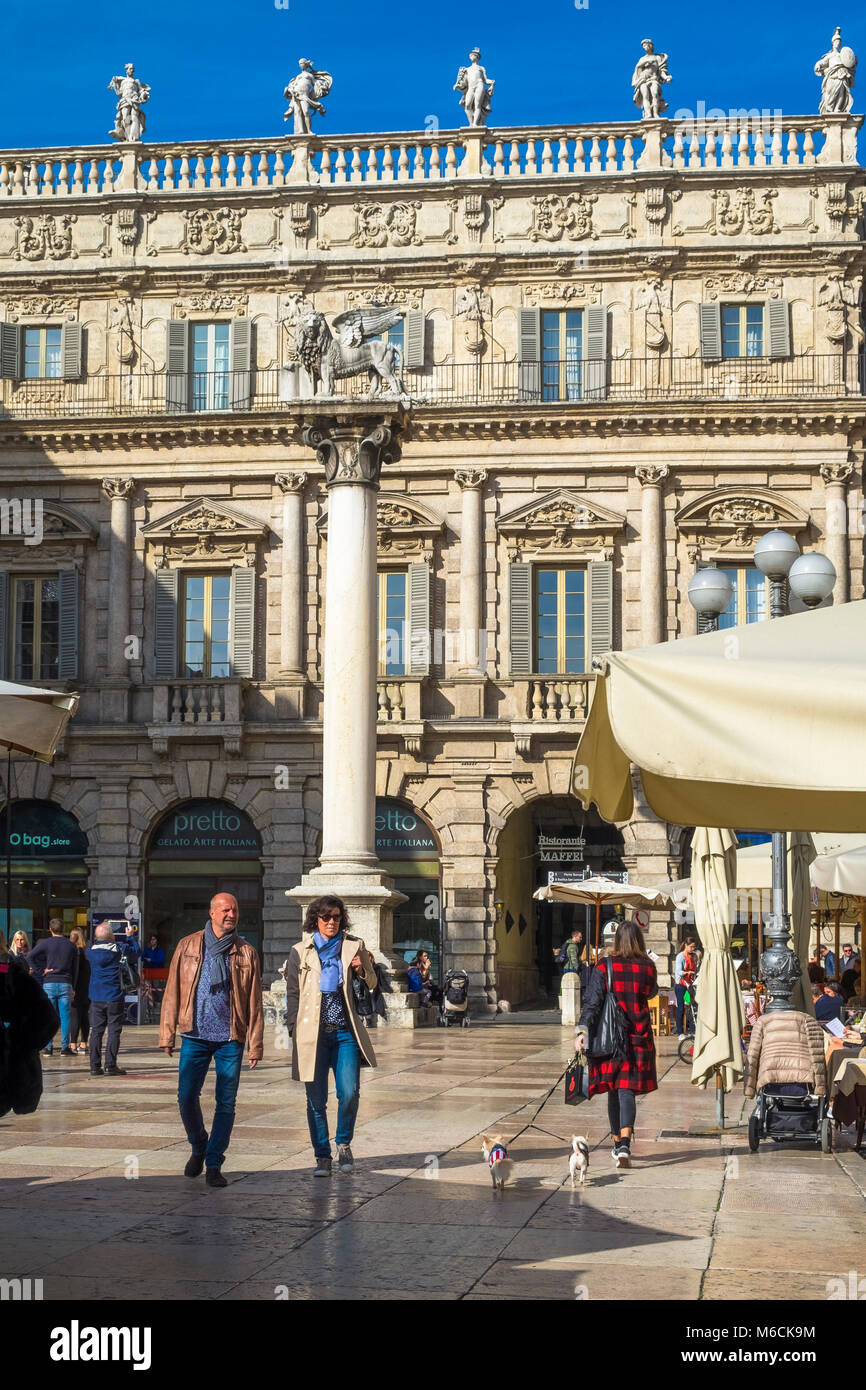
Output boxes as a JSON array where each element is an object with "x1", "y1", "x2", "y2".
[
  {"x1": 0, "y1": 950, "x2": 59, "y2": 1116},
  {"x1": 575, "y1": 918, "x2": 658, "y2": 1170}
]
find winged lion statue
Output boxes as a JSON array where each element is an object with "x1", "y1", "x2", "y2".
[{"x1": 293, "y1": 304, "x2": 408, "y2": 398}]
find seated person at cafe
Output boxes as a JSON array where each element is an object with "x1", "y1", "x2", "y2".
[{"x1": 811, "y1": 977, "x2": 843, "y2": 1025}]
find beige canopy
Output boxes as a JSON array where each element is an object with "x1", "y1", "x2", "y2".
[
  {"x1": 811, "y1": 842, "x2": 866, "y2": 897},
  {"x1": 690, "y1": 827, "x2": 745, "y2": 1094},
  {"x1": 574, "y1": 600, "x2": 866, "y2": 833},
  {"x1": 533, "y1": 877, "x2": 674, "y2": 957},
  {"x1": 0, "y1": 681, "x2": 78, "y2": 762}
]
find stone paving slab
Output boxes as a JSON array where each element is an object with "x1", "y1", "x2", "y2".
[{"x1": 1, "y1": 1022, "x2": 864, "y2": 1301}]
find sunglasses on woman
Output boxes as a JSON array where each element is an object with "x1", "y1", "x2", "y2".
[{"x1": 318, "y1": 910, "x2": 342, "y2": 922}]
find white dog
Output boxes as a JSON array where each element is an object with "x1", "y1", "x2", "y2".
[{"x1": 569, "y1": 1135, "x2": 590, "y2": 1187}]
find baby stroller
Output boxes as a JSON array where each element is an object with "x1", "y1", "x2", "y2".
[
  {"x1": 748, "y1": 1084, "x2": 832, "y2": 1154},
  {"x1": 438, "y1": 969, "x2": 470, "y2": 1028}
]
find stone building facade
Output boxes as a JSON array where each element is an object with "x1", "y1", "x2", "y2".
[{"x1": 0, "y1": 109, "x2": 863, "y2": 1002}]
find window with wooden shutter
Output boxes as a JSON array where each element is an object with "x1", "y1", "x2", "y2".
[
  {"x1": 154, "y1": 568, "x2": 179, "y2": 678},
  {"x1": 407, "y1": 562, "x2": 430, "y2": 676},
  {"x1": 584, "y1": 304, "x2": 609, "y2": 400},
  {"x1": 766, "y1": 299, "x2": 791, "y2": 359},
  {"x1": 518, "y1": 308, "x2": 541, "y2": 400},
  {"x1": 699, "y1": 302, "x2": 723, "y2": 361},
  {"x1": 60, "y1": 322, "x2": 83, "y2": 380},
  {"x1": 230, "y1": 566, "x2": 255, "y2": 679},
  {"x1": 509, "y1": 561, "x2": 532, "y2": 675},
  {"x1": 534, "y1": 567, "x2": 587, "y2": 672},
  {"x1": 165, "y1": 321, "x2": 189, "y2": 413},
  {"x1": 0, "y1": 324, "x2": 20, "y2": 380},
  {"x1": 377, "y1": 570, "x2": 408, "y2": 675},
  {"x1": 587, "y1": 559, "x2": 614, "y2": 665},
  {"x1": 229, "y1": 318, "x2": 252, "y2": 410},
  {"x1": 57, "y1": 569, "x2": 79, "y2": 680},
  {"x1": 403, "y1": 311, "x2": 426, "y2": 369}
]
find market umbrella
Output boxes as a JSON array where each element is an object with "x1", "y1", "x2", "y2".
[
  {"x1": 689, "y1": 828, "x2": 744, "y2": 1123},
  {"x1": 0, "y1": 680, "x2": 79, "y2": 932},
  {"x1": 574, "y1": 600, "x2": 866, "y2": 833},
  {"x1": 533, "y1": 876, "x2": 674, "y2": 958},
  {"x1": 811, "y1": 842, "x2": 866, "y2": 897}
]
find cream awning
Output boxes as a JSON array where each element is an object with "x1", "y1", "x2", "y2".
[
  {"x1": 574, "y1": 600, "x2": 866, "y2": 833},
  {"x1": 0, "y1": 681, "x2": 78, "y2": 762}
]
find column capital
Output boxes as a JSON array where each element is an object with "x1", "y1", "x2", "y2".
[
  {"x1": 454, "y1": 467, "x2": 488, "y2": 490},
  {"x1": 101, "y1": 476, "x2": 136, "y2": 501},
  {"x1": 275, "y1": 471, "x2": 308, "y2": 494},
  {"x1": 635, "y1": 463, "x2": 669, "y2": 487},
  {"x1": 300, "y1": 415, "x2": 403, "y2": 489},
  {"x1": 819, "y1": 461, "x2": 854, "y2": 486}
]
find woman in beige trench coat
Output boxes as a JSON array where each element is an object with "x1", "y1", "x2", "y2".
[{"x1": 284, "y1": 895, "x2": 378, "y2": 1176}]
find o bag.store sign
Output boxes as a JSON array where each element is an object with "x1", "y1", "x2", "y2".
[
  {"x1": 149, "y1": 801, "x2": 261, "y2": 858},
  {"x1": 0, "y1": 800, "x2": 88, "y2": 858}
]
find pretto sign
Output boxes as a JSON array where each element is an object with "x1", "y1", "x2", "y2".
[
  {"x1": 0, "y1": 800, "x2": 88, "y2": 858},
  {"x1": 149, "y1": 801, "x2": 262, "y2": 858},
  {"x1": 375, "y1": 799, "x2": 437, "y2": 859}
]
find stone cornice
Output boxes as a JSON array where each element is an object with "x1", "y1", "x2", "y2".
[{"x1": 0, "y1": 400, "x2": 863, "y2": 451}]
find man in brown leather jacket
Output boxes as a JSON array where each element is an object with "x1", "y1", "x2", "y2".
[{"x1": 159, "y1": 893, "x2": 263, "y2": 1189}]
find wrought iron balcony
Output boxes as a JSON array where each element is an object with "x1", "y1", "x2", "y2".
[{"x1": 1, "y1": 355, "x2": 863, "y2": 422}]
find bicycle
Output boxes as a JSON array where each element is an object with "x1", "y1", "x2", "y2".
[{"x1": 677, "y1": 992, "x2": 698, "y2": 1063}]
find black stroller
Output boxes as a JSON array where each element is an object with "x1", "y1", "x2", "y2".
[
  {"x1": 438, "y1": 969, "x2": 470, "y2": 1027},
  {"x1": 748, "y1": 1084, "x2": 832, "y2": 1154}
]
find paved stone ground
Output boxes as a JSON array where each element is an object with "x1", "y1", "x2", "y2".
[{"x1": 1, "y1": 1018, "x2": 863, "y2": 1301}]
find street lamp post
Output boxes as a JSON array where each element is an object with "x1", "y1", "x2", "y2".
[{"x1": 752, "y1": 532, "x2": 836, "y2": 1012}]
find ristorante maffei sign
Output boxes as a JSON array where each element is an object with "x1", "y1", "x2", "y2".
[{"x1": 537, "y1": 832, "x2": 587, "y2": 864}]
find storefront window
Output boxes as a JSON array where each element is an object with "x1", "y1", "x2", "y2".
[
  {"x1": 0, "y1": 800, "x2": 89, "y2": 941},
  {"x1": 375, "y1": 797, "x2": 441, "y2": 979}
]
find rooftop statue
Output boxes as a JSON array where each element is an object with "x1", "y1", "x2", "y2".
[
  {"x1": 107, "y1": 64, "x2": 150, "y2": 143},
  {"x1": 284, "y1": 59, "x2": 333, "y2": 135},
  {"x1": 454, "y1": 48, "x2": 496, "y2": 127},
  {"x1": 294, "y1": 305, "x2": 407, "y2": 398},
  {"x1": 631, "y1": 39, "x2": 672, "y2": 119},
  {"x1": 814, "y1": 27, "x2": 857, "y2": 115}
]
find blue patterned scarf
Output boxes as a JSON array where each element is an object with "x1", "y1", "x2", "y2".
[
  {"x1": 313, "y1": 930, "x2": 344, "y2": 993},
  {"x1": 204, "y1": 919, "x2": 236, "y2": 992}
]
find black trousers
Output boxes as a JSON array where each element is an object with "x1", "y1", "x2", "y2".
[
  {"x1": 70, "y1": 1002, "x2": 90, "y2": 1045},
  {"x1": 89, "y1": 999, "x2": 124, "y2": 1070},
  {"x1": 607, "y1": 1089, "x2": 637, "y2": 1136}
]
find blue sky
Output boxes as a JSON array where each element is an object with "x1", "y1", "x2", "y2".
[{"x1": 0, "y1": 0, "x2": 862, "y2": 147}]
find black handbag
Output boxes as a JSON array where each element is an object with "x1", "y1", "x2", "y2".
[
  {"x1": 351, "y1": 974, "x2": 375, "y2": 1019},
  {"x1": 585, "y1": 958, "x2": 630, "y2": 1062},
  {"x1": 564, "y1": 1053, "x2": 588, "y2": 1106}
]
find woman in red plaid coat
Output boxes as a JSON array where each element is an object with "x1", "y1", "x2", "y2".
[{"x1": 575, "y1": 919, "x2": 658, "y2": 1169}]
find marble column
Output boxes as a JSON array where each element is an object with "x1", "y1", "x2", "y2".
[
  {"x1": 100, "y1": 478, "x2": 135, "y2": 723},
  {"x1": 636, "y1": 463, "x2": 669, "y2": 646},
  {"x1": 454, "y1": 468, "x2": 487, "y2": 674},
  {"x1": 820, "y1": 461, "x2": 853, "y2": 606},
  {"x1": 288, "y1": 414, "x2": 418, "y2": 1023},
  {"x1": 275, "y1": 472, "x2": 307, "y2": 674}
]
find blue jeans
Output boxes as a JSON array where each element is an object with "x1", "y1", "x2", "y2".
[
  {"x1": 43, "y1": 982, "x2": 73, "y2": 1052},
  {"x1": 177, "y1": 1037, "x2": 244, "y2": 1171},
  {"x1": 305, "y1": 1028, "x2": 361, "y2": 1157},
  {"x1": 675, "y1": 983, "x2": 694, "y2": 1035}
]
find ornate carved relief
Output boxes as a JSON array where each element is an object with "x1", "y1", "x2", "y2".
[
  {"x1": 677, "y1": 487, "x2": 809, "y2": 562},
  {"x1": 455, "y1": 285, "x2": 490, "y2": 356},
  {"x1": 4, "y1": 295, "x2": 76, "y2": 322},
  {"x1": 637, "y1": 279, "x2": 669, "y2": 352},
  {"x1": 181, "y1": 207, "x2": 246, "y2": 255},
  {"x1": 523, "y1": 281, "x2": 603, "y2": 306},
  {"x1": 462, "y1": 193, "x2": 487, "y2": 243},
  {"x1": 819, "y1": 461, "x2": 855, "y2": 485},
  {"x1": 352, "y1": 201, "x2": 422, "y2": 248},
  {"x1": 142, "y1": 497, "x2": 268, "y2": 568},
  {"x1": 114, "y1": 205, "x2": 141, "y2": 250},
  {"x1": 817, "y1": 273, "x2": 864, "y2": 349},
  {"x1": 344, "y1": 284, "x2": 424, "y2": 309},
  {"x1": 529, "y1": 192, "x2": 597, "y2": 242},
  {"x1": 709, "y1": 188, "x2": 778, "y2": 236},
  {"x1": 174, "y1": 291, "x2": 250, "y2": 318},
  {"x1": 101, "y1": 477, "x2": 136, "y2": 501},
  {"x1": 14, "y1": 214, "x2": 77, "y2": 261},
  {"x1": 497, "y1": 489, "x2": 625, "y2": 560},
  {"x1": 644, "y1": 185, "x2": 668, "y2": 231},
  {"x1": 704, "y1": 271, "x2": 783, "y2": 300},
  {"x1": 318, "y1": 491, "x2": 443, "y2": 559}
]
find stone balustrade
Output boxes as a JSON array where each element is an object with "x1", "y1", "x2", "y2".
[
  {"x1": 376, "y1": 677, "x2": 424, "y2": 722},
  {"x1": 151, "y1": 679, "x2": 243, "y2": 725},
  {"x1": 0, "y1": 114, "x2": 858, "y2": 198},
  {"x1": 526, "y1": 678, "x2": 590, "y2": 722}
]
